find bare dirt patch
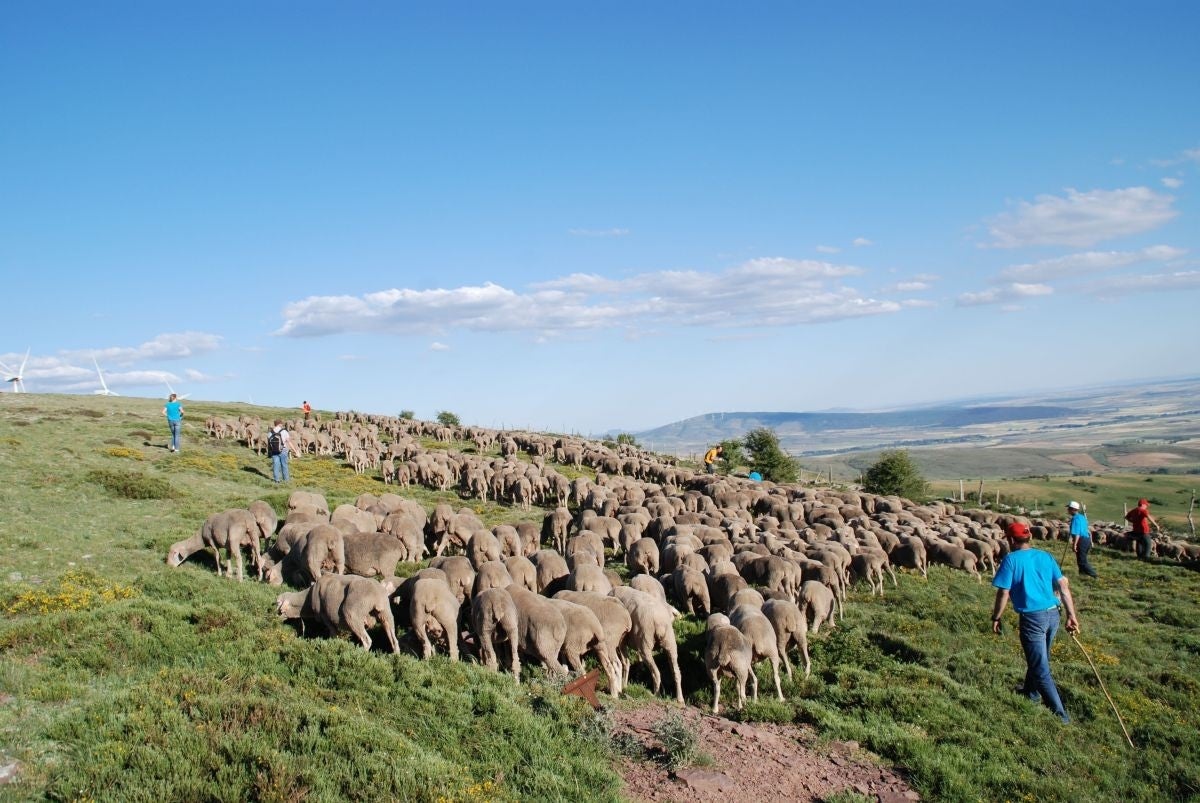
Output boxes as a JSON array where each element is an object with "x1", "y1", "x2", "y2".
[
  {"x1": 1057, "y1": 453, "x2": 1108, "y2": 472},
  {"x1": 1108, "y1": 452, "x2": 1183, "y2": 468},
  {"x1": 612, "y1": 702, "x2": 918, "y2": 803}
]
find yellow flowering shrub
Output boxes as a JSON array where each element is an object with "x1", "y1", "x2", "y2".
[
  {"x1": 2, "y1": 570, "x2": 138, "y2": 615},
  {"x1": 103, "y1": 446, "x2": 145, "y2": 461}
]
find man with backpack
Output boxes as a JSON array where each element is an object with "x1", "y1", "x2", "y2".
[{"x1": 268, "y1": 419, "x2": 293, "y2": 483}]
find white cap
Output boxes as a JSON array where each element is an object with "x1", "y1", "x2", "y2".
[{"x1": 1067, "y1": 501, "x2": 1081, "y2": 511}]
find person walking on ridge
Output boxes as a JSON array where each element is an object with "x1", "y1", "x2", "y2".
[
  {"x1": 991, "y1": 521, "x2": 1079, "y2": 724},
  {"x1": 1067, "y1": 501, "x2": 1098, "y2": 578},
  {"x1": 1125, "y1": 498, "x2": 1160, "y2": 560},
  {"x1": 163, "y1": 393, "x2": 184, "y2": 453},
  {"x1": 703, "y1": 444, "x2": 724, "y2": 475},
  {"x1": 302, "y1": 400, "x2": 312, "y2": 423}
]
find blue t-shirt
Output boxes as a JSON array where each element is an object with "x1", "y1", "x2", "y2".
[
  {"x1": 164, "y1": 401, "x2": 183, "y2": 422},
  {"x1": 993, "y1": 548, "x2": 1063, "y2": 613},
  {"x1": 1069, "y1": 512, "x2": 1090, "y2": 540}
]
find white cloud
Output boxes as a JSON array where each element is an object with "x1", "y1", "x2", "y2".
[
  {"x1": 568, "y1": 228, "x2": 630, "y2": 238},
  {"x1": 998, "y1": 245, "x2": 1186, "y2": 282},
  {"x1": 956, "y1": 283, "x2": 1053, "y2": 307},
  {"x1": 1078, "y1": 270, "x2": 1200, "y2": 300},
  {"x1": 277, "y1": 257, "x2": 901, "y2": 339},
  {"x1": 984, "y1": 187, "x2": 1177, "y2": 248},
  {"x1": 60, "y1": 332, "x2": 223, "y2": 364},
  {"x1": 815, "y1": 244, "x2": 841, "y2": 254},
  {"x1": 882, "y1": 281, "x2": 931, "y2": 292},
  {"x1": 1150, "y1": 146, "x2": 1200, "y2": 167},
  {"x1": 430, "y1": 342, "x2": 450, "y2": 351},
  {"x1": 913, "y1": 273, "x2": 940, "y2": 282},
  {"x1": 852, "y1": 237, "x2": 873, "y2": 247},
  {"x1": 1162, "y1": 177, "x2": 1183, "y2": 189}
]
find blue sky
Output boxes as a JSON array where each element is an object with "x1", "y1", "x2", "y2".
[{"x1": 2, "y1": 2, "x2": 1197, "y2": 433}]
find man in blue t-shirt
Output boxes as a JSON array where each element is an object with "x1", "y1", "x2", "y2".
[
  {"x1": 1067, "y1": 501, "x2": 1098, "y2": 578},
  {"x1": 991, "y1": 521, "x2": 1080, "y2": 724},
  {"x1": 162, "y1": 393, "x2": 184, "y2": 453}
]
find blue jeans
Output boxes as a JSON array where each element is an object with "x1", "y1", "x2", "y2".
[
  {"x1": 168, "y1": 420, "x2": 182, "y2": 451},
  {"x1": 1075, "y1": 538, "x2": 1098, "y2": 577},
  {"x1": 271, "y1": 450, "x2": 290, "y2": 482},
  {"x1": 1018, "y1": 608, "x2": 1068, "y2": 722}
]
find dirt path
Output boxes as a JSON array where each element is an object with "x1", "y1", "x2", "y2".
[{"x1": 612, "y1": 703, "x2": 919, "y2": 803}]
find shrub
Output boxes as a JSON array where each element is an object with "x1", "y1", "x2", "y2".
[
  {"x1": 718, "y1": 438, "x2": 748, "y2": 474},
  {"x1": 652, "y1": 710, "x2": 703, "y2": 771},
  {"x1": 862, "y1": 450, "x2": 928, "y2": 500},
  {"x1": 398, "y1": 410, "x2": 415, "y2": 420},
  {"x1": 2, "y1": 570, "x2": 138, "y2": 615},
  {"x1": 743, "y1": 427, "x2": 798, "y2": 483},
  {"x1": 85, "y1": 468, "x2": 175, "y2": 500},
  {"x1": 436, "y1": 410, "x2": 461, "y2": 428},
  {"x1": 615, "y1": 433, "x2": 640, "y2": 447},
  {"x1": 79, "y1": 409, "x2": 105, "y2": 419},
  {"x1": 104, "y1": 446, "x2": 145, "y2": 461}
]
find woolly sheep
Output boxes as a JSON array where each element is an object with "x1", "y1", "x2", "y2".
[
  {"x1": 275, "y1": 574, "x2": 399, "y2": 653},
  {"x1": 704, "y1": 613, "x2": 751, "y2": 714}
]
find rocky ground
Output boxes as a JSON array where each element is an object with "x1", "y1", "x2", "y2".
[{"x1": 611, "y1": 702, "x2": 919, "y2": 803}]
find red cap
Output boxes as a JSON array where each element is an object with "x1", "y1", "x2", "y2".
[
  {"x1": 1138, "y1": 498, "x2": 1149, "y2": 506},
  {"x1": 1006, "y1": 521, "x2": 1032, "y2": 540}
]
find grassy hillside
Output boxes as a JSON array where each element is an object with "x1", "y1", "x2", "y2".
[{"x1": 2, "y1": 394, "x2": 1199, "y2": 802}]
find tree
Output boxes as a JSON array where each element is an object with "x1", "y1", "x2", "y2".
[
  {"x1": 435, "y1": 410, "x2": 461, "y2": 428},
  {"x1": 717, "y1": 438, "x2": 748, "y2": 474},
  {"x1": 615, "y1": 433, "x2": 640, "y2": 447},
  {"x1": 743, "y1": 427, "x2": 798, "y2": 483},
  {"x1": 398, "y1": 410, "x2": 415, "y2": 420},
  {"x1": 862, "y1": 449, "x2": 927, "y2": 500}
]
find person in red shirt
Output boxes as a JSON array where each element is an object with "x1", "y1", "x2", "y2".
[
  {"x1": 1125, "y1": 498, "x2": 1161, "y2": 560},
  {"x1": 302, "y1": 400, "x2": 312, "y2": 423}
]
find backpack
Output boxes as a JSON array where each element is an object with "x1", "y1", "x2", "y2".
[{"x1": 267, "y1": 429, "x2": 283, "y2": 457}]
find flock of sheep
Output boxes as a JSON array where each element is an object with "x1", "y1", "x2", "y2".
[{"x1": 168, "y1": 411, "x2": 1197, "y2": 713}]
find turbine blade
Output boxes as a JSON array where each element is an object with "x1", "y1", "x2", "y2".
[{"x1": 18, "y1": 348, "x2": 29, "y2": 374}]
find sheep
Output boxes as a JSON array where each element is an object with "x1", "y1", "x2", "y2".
[
  {"x1": 342, "y1": 532, "x2": 408, "y2": 579},
  {"x1": 549, "y1": 599, "x2": 622, "y2": 696},
  {"x1": 925, "y1": 541, "x2": 982, "y2": 583},
  {"x1": 889, "y1": 538, "x2": 928, "y2": 578},
  {"x1": 611, "y1": 587, "x2": 684, "y2": 703},
  {"x1": 379, "y1": 512, "x2": 427, "y2": 562},
  {"x1": 470, "y1": 587, "x2": 520, "y2": 680},
  {"x1": 264, "y1": 523, "x2": 346, "y2": 587},
  {"x1": 275, "y1": 574, "x2": 399, "y2": 653},
  {"x1": 728, "y1": 603, "x2": 784, "y2": 702},
  {"x1": 409, "y1": 577, "x2": 462, "y2": 661},
  {"x1": 466, "y1": 529, "x2": 502, "y2": 569},
  {"x1": 330, "y1": 504, "x2": 377, "y2": 535},
  {"x1": 507, "y1": 587, "x2": 568, "y2": 675},
  {"x1": 543, "y1": 507, "x2": 572, "y2": 554},
  {"x1": 247, "y1": 500, "x2": 278, "y2": 543},
  {"x1": 566, "y1": 562, "x2": 613, "y2": 595},
  {"x1": 503, "y1": 555, "x2": 538, "y2": 592},
  {"x1": 704, "y1": 613, "x2": 751, "y2": 714},
  {"x1": 629, "y1": 573, "x2": 669, "y2": 604},
  {"x1": 626, "y1": 537, "x2": 660, "y2": 576},
  {"x1": 709, "y1": 572, "x2": 748, "y2": 613},
  {"x1": 799, "y1": 580, "x2": 839, "y2": 633},
  {"x1": 566, "y1": 532, "x2": 606, "y2": 570},
  {"x1": 727, "y1": 586, "x2": 765, "y2": 612},
  {"x1": 671, "y1": 567, "x2": 711, "y2": 618},
  {"x1": 167, "y1": 509, "x2": 262, "y2": 581},
  {"x1": 761, "y1": 598, "x2": 810, "y2": 680},
  {"x1": 552, "y1": 590, "x2": 632, "y2": 691},
  {"x1": 472, "y1": 560, "x2": 513, "y2": 596},
  {"x1": 851, "y1": 548, "x2": 896, "y2": 596},
  {"x1": 529, "y1": 549, "x2": 569, "y2": 594},
  {"x1": 287, "y1": 491, "x2": 329, "y2": 518},
  {"x1": 427, "y1": 555, "x2": 476, "y2": 604}
]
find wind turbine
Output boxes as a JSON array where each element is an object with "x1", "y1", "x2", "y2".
[
  {"x1": 164, "y1": 378, "x2": 190, "y2": 400},
  {"x1": 93, "y1": 358, "x2": 120, "y2": 397},
  {"x1": 0, "y1": 349, "x2": 30, "y2": 392}
]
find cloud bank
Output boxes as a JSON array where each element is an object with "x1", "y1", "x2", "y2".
[
  {"x1": 276, "y1": 257, "x2": 916, "y2": 339},
  {"x1": 985, "y1": 187, "x2": 1177, "y2": 248}
]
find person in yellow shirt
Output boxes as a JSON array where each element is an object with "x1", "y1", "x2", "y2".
[{"x1": 703, "y1": 444, "x2": 724, "y2": 474}]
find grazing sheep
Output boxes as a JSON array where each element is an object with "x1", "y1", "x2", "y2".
[
  {"x1": 529, "y1": 549, "x2": 570, "y2": 594},
  {"x1": 466, "y1": 530, "x2": 502, "y2": 569},
  {"x1": 379, "y1": 512, "x2": 426, "y2": 562},
  {"x1": 761, "y1": 598, "x2": 811, "y2": 680},
  {"x1": 470, "y1": 587, "x2": 520, "y2": 680},
  {"x1": 799, "y1": 580, "x2": 839, "y2": 633},
  {"x1": 629, "y1": 573, "x2": 669, "y2": 604},
  {"x1": 728, "y1": 603, "x2": 784, "y2": 702},
  {"x1": 566, "y1": 562, "x2": 613, "y2": 595},
  {"x1": 247, "y1": 500, "x2": 278, "y2": 543},
  {"x1": 611, "y1": 587, "x2": 684, "y2": 703},
  {"x1": 671, "y1": 567, "x2": 711, "y2": 618},
  {"x1": 889, "y1": 539, "x2": 928, "y2": 578},
  {"x1": 851, "y1": 548, "x2": 896, "y2": 597},
  {"x1": 926, "y1": 541, "x2": 982, "y2": 583},
  {"x1": 503, "y1": 555, "x2": 538, "y2": 592},
  {"x1": 275, "y1": 574, "x2": 399, "y2": 653},
  {"x1": 472, "y1": 560, "x2": 513, "y2": 596},
  {"x1": 549, "y1": 599, "x2": 622, "y2": 696},
  {"x1": 709, "y1": 572, "x2": 748, "y2": 613},
  {"x1": 626, "y1": 537, "x2": 660, "y2": 576},
  {"x1": 727, "y1": 586, "x2": 765, "y2": 613},
  {"x1": 342, "y1": 532, "x2": 408, "y2": 579},
  {"x1": 427, "y1": 555, "x2": 476, "y2": 604},
  {"x1": 288, "y1": 491, "x2": 330, "y2": 518},
  {"x1": 507, "y1": 587, "x2": 568, "y2": 675},
  {"x1": 552, "y1": 590, "x2": 632, "y2": 690},
  {"x1": 705, "y1": 613, "x2": 751, "y2": 714},
  {"x1": 543, "y1": 507, "x2": 572, "y2": 554},
  {"x1": 266, "y1": 524, "x2": 346, "y2": 587},
  {"x1": 409, "y1": 577, "x2": 462, "y2": 661},
  {"x1": 168, "y1": 510, "x2": 263, "y2": 581}
]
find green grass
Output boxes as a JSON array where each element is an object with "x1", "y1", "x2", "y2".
[{"x1": 2, "y1": 394, "x2": 1199, "y2": 802}]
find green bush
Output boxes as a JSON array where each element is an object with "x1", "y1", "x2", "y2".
[
  {"x1": 652, "y1": 710, "x2": 705, "y2": 771},
  {"x1": 862, "y1": 450, "x2": 927, "y2": 500},
  {"x1": 85, "y1": 468, "x2": 175, "y2": 500},
  {"x1": 435, "y1": 410, "x2": 461, "y2": 428},
  {"x1": 744, "y1": 427, "x2": 798, "y2": 483}
]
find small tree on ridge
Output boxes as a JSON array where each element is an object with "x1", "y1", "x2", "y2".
[
  {"x1": 862, "y1": 449, "x2": 927, "y2": 500},
  {"x1": 743, "y1": 427, "x2": 798, "y2": 483}
]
